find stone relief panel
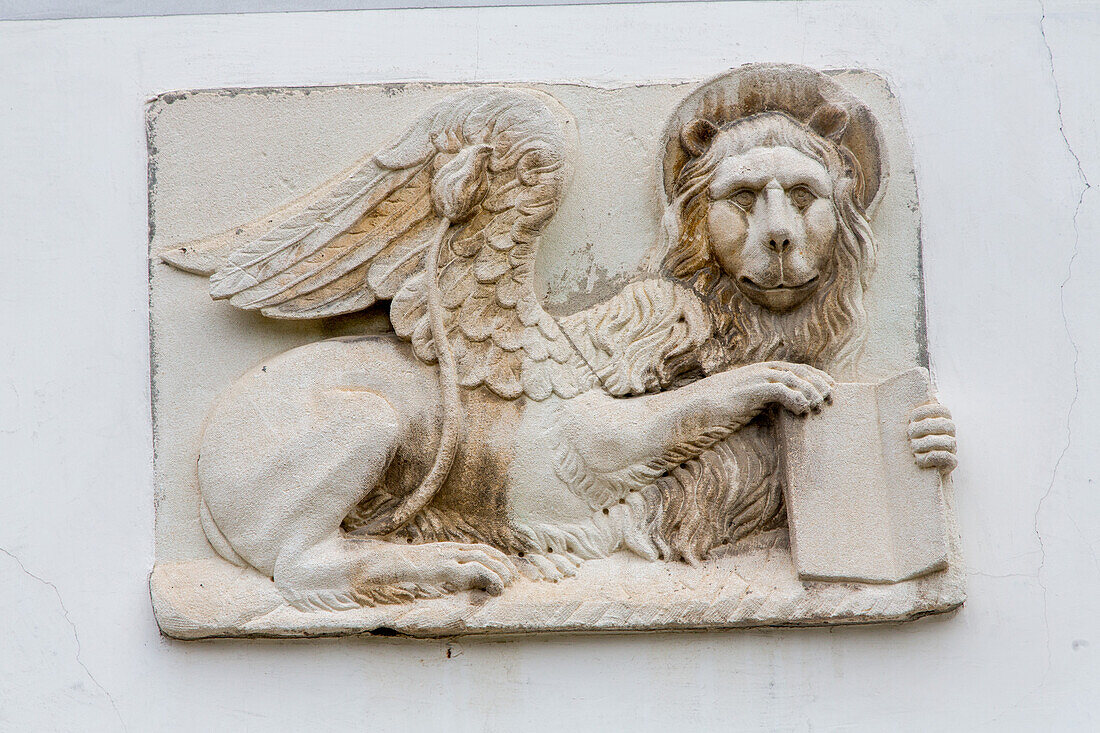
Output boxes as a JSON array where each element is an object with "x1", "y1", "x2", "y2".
[{"x1": 148, "y1": 64, "x2": 963, "y2": 638}]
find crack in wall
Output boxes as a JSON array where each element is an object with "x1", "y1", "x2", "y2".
[
  {"x1": 0, "y1": 547, "x2": 129, "y2": 732},
  {"x1": 1035, "y1": 0, "x2": 1091, "y2": 670}
]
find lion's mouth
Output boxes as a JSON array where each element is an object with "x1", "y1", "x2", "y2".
[
  {"x1": 737, "y1": 275, "x2": 819, "y2": 294},
  {"x1": 735, "y1": 274, "x2": 820, "y2": 314}
]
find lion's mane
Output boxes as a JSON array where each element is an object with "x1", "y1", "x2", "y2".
[{"x1": 647, "y1": 111, "x2": 879, "y2": 562}]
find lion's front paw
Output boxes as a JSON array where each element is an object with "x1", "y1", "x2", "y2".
[
  {"x1": 731, "y1": 361, "x2": 835, "y2": 417},
  {"x1": 907, "y1": 402, "x2": 957, "y2": 474}
]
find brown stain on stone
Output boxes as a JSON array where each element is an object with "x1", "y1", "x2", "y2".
[
  {"x1": 434, "y1": 391, "x2": 522, "y2": 535},
  {"x1": 383, "y1": 411, "x2": 440, "y2": 501},
  {"x1": 342, "y1": 385, "x2": 523, "y2": 552}
]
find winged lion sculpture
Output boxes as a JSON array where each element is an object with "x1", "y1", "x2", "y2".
[{"x1": 161, "y1": 66, "x2": 957, "y2": 611}]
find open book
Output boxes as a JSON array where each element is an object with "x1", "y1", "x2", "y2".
[{"x1": 777, "y1": 367, "x2": 949, "y2": 584}]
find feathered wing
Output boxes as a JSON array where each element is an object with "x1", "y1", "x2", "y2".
[{"x1": 166, "y1": 87, "x2": 588, "y2": 401}]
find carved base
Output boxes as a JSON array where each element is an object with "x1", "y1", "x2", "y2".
[{"x1": 151, "y1": 540, "x2": 964, "y2": 639}]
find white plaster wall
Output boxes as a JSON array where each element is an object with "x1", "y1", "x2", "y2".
[{"x1": 0, "y1": 1, "x2": 1096, "y2": 729}]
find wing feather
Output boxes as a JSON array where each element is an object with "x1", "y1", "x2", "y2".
[
  {"x1": 364, "y1": 218, "x2": 437, "y2": 298},
  {"x1": 390, "y1": 272, "x2": 428, "y2": 336},
  {"x1": 172, "y1": 87, "x2": 591, "y2": 400},
  {"x1": 209, "y1": 164, "x2": 422, "y2": 298},
  {"x1": 224, "y1": 170, "x2": 434, "y2": 310}
]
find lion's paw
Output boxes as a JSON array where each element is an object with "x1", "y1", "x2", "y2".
[
  {"x1": 375, "y1": 541, "x2": 519, "y2": 597},
  {"x1": 907, "y1": 402, "x2": 957, "y2": 474}
]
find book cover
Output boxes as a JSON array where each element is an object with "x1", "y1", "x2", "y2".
[{"x1": 777, "y1": 367, "x2": 949, "y2": 583}]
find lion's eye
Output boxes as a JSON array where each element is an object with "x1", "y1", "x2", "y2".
[
  {"x1": 731, "y1": 189, "x2": 756, "y2": 211},
  {"x1": 789, "y1": 186, "x2": 816, "y2": 210}
]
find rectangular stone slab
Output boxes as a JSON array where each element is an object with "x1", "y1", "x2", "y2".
[{"x1": 147, "y1": 69, "x2": 965, "y2": 638}]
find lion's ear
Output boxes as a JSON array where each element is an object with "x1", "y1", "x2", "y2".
[
  {"x1": 681, "y1": 118, "x2": 720, "y2": 157},
  {"x1": 808, "y1": 103, "x2": 850, "y2": 141}
]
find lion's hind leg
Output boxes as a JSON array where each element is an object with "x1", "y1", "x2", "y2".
[
  {"x1": 200, "y1": 378, "x2": 517, "y2": 612},
  {"x1": 266, "y1": 388, "x2": 517, "y2": 611}
]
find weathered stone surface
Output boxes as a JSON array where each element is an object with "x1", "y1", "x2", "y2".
[{"x1": 148, "y1": 64, "x2": 963, "y2": 638}]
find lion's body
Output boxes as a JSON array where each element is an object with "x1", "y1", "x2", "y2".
[{"x1": 196, "y1": 279, "x2": 787, "y2": 605}]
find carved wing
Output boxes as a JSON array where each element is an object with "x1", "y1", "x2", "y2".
[{"x1": 164, "y1": 88, "x2": 586, "y2": 401}]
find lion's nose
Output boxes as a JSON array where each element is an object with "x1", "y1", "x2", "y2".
[
  {"x1": 760, "y1": 182, "x2": 796, "y2": 254},
  {"x1": 767, "y1": 235, "x2": 792, "y2": 253}
]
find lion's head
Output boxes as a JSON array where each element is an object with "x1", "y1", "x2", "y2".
[
  {"x1": 652, "y1": 64, "x2": 884, "y2": 375},
  {"x1": 660, "y1": 108, "x2": 876, "y2": 373}
]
